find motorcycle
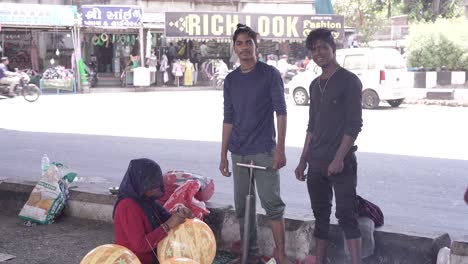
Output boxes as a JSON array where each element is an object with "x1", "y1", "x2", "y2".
[
  {"x1": 283, "y1": 65, "x2": 300, "y2": 84},
  {"x1": 85, "y1": 60, "x2": 98, "y2": 87},
  {"x1": 211, "y1": 69, "x2": 232, "y2": 90},
  {"x1": 0, "y1": 71, "x2": 41, "y2": 102}
]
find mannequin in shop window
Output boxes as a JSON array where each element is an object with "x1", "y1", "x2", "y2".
[
  {"x1": 171, "y1": 59, "x2": 183, "y2": 87},
  {"x1": 183, "y1": 58, "x2": 194, "y2": 86},
  {"x1": 159, "y1": 54, "x2": 169, "y2": 86},
  {"x1": 146, "y1": 51, "x2": 158, "y2": 85}
]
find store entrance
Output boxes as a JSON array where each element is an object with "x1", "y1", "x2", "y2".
[
  {"x1": 83, "y1": 32, "x2": 140, "y2": 87},
  {"x1": 95, "y1": 42, "x2": 114, "y2": 73}
]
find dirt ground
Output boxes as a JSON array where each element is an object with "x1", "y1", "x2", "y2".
[
  {"x1": 0, "y1": 210, "x2": 114, "y2": 264},
  {"x1": 0, "y1": 209, "x2": 237, "y2": 264}
]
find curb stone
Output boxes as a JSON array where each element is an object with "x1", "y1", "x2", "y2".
[
  {"x1": 0, "y1": 179, "x2": 452, "y2": 263},
  {"x1": 404, "y1": 99, "x2": 468, "y2": 107}
]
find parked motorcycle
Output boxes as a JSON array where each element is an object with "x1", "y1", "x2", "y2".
[
  {"x1": 85, "y1": 60, "x2": 98, "y2": 87},
  {"x1": 283, "y1": 65, "x2": 300, "y2": 84},
  {"x1": 211, "y1": 69, "x2": 231, "y2": 90},
  {"x1": 0, "y1": 72, "x2": 41, "y2": 102}
]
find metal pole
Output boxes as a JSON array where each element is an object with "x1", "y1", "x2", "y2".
[
  {"x1": 73, "y1": 26, "x2": 82, "y2": 93},
  {"x1": 236, "y1": 161, "x2": 267, "y2": 264},
  {"x1": 139, "y1": 26, "x2": 145, "y2": 67}
]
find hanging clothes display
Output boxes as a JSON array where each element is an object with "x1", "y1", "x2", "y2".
[
  {"x1": 146, "y1": 31, "x2": 152, "y2": 59},
  {"x1": 183, "y1": 59, "x2": 194, "y2": 86},
  {"x1": 30, "y1": 39, "x2": 39, "y2": 72}
]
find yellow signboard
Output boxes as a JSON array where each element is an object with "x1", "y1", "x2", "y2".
[{"x1": 165, "y1": 12, "x2": 345, "y2": 43}]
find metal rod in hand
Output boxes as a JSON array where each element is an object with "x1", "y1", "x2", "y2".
[{"x1": 236, "y1": 161, "x2": 267, "y2": 264}]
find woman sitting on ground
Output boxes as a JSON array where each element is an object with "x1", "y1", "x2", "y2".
[{"x1": 113, "y1": 158, "x2": 193, "y2": 264}]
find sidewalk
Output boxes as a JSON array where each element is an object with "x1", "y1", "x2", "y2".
[
  {"x1": 89, "y1": 85, "x2": 220, "y2": 93},
  {"x1": 404, "y1": 87, "x2": 468, "y2": 106}
]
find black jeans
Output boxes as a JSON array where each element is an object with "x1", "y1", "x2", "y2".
[{"x1": 306, "y1": 152, "x2": 361, "y2": 240}]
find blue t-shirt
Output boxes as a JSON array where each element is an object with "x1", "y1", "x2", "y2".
[
  {"x1": 223, "y1": 61, "x2": 287, "y2": 155},
  {"x1": 0, "y1": 64, "x2": 7, "y2": 79}
]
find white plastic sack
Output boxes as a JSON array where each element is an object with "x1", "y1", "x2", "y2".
[{"x1": 18, "y1": 162, "x2": 77, "y2": 224}]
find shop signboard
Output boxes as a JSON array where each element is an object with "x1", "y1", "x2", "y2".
[
  {"x1": 165, "y1": 12, "x2": 345, "y2": 43},
  {"x1": 142, "y1": 13, "x2": 165, "y2": 29},
  {"x1": 81, "y1": 5, "x2": 142, "y2": 28},
  {"x1": 0, "y1": 3, "x2": 77, "y2": 27}
]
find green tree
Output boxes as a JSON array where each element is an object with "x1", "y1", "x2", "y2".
[
  {"x1": 406, "y1": 18, "x2": 468, "y2": 71},
  {"x1": 400, "y1": 0, "x2": 463, "y2": 21},
  {"x1": 334, "y1": 0, "x2": 390, "y2": 45}
]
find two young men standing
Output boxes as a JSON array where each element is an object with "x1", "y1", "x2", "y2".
[{"x1": 220, "y1": 25, "x2": 363, "y2": 264}]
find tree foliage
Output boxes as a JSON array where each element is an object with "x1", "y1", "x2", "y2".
[
  {"x1": 334, "y1": 0, "x2": 390, "y2": 45},
  {"x1": 333, "y1": 0, "x2": 464, "y2": 45},
  {"x1": 406, "y1": 18, "x2": 468, "y2": 71},
  {"x1": 401, "y1": 0, "x2": 463, "y2": 22}
]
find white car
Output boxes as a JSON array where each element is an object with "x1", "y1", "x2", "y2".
[
  {"x1": 287, "y1": 48, "x2": 409, "y2": 109},
  {"x1": 286, "y1": 62, "x2": 321, "y2": 106}
]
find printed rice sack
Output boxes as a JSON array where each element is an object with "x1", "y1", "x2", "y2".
[{"x1": 18, "y1": 162, "x2": 77, "y2": 224}]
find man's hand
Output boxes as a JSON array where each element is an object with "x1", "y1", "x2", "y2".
[
  {"x1": 294, "y1": 160, "x2": 307, "y2": 181},
  {"x1": 272, "y1": 149, "x2": 286, "y2": 170},
  {"x1": 328, "y1": 158, "x2": 344, "y2": 176},
  {"x1": 219, "y1": 157, "x2": 231, "y2": 177}
]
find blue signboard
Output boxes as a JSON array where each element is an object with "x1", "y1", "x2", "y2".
[
  {"x1": 81, "y1": 5, "x2": 142, "y2": 27},
  {"x1": 0, "y1": 3, "x2": 77, "y2": 27}
]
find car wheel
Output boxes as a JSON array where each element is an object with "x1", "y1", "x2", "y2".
[
  {"x1": 362, "y1": 90, "x2": 379, "y2": 109},
  {"x1": 293, "y1": 88, "x2": 309, "y2": 106},
  {"x1": 388, "y1": 99, "x2": 404, "y2": 107}
]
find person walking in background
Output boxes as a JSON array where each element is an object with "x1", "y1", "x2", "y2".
[
  {"x1": 277, "y1": 55, "x2": 289, "y2": 82},
  {"x1": 219, "y1": 24, "x2": 291, "y2": 264},
  {"x1": 294, "y1": 28, "x2": 363, "y2": 264},
  {"x1": 258, "y1": 53, "x2": 265, "y2": 63},
  {"x1": 200, "y1": 41, "x2": 209, "y2": 57},
  {"x1": 302, "y1": 56, "x2": 310, "y2": 69}
]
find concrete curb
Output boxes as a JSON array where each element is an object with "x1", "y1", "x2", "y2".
[{"x1": 0, "y1": 179, "x2": 452, "y2": 263}]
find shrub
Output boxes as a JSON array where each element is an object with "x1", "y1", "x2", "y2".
[{"x1": 406, "y1": 18, "x2": 468, "y2": 71}]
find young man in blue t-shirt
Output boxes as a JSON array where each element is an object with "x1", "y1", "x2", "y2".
[{"x1": 219, "y1": 24, "x2": 290, "y2": 264}]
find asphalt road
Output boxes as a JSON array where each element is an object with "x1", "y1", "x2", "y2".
[{"x1": 0, "y1": 91, "x2": 467, "y2": 241}]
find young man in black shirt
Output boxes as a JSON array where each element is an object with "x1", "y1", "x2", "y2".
[{"x1": 294, "y1": 28, "x2": 363, "y2": 264}]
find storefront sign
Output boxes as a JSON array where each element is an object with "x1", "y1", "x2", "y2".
[
  {"x1": 165, "y1": 12, "x2": 344, "y2": 42},
  {"x1": 142, "y1": 13, "x2": 165, "y2": 29},
  {"x1": 0, "y1": 3, "x2": 77, "y2": 27},
  {"x1": 81, "y1": 5, "x2": 142, "y2": 27}
]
